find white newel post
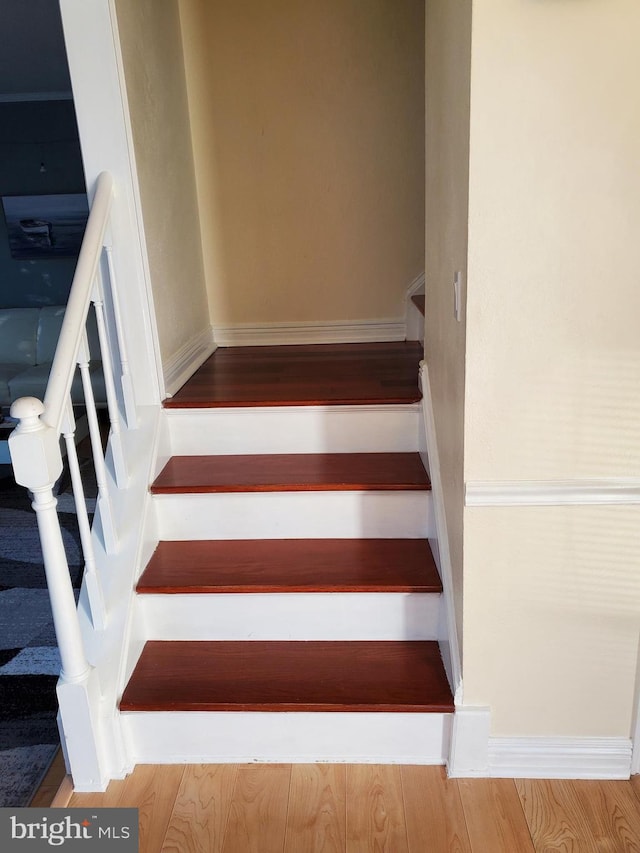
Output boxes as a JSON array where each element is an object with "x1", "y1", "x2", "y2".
[{"x1": 9, "y1": 397, "x2": 109, "y2": 790}]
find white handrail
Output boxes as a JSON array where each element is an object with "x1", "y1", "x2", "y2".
[{"x1": 43, "y1": 171, "x2": 114, "y2": 434}]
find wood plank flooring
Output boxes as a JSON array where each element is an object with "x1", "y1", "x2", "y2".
[
  {"x1": 137, "y1": 539, "x2": 442, "y2": 594},
  {"x1": 120, "y1": 641, "x2": 454, "y2": 713},
  {"x1": 164, "y1": 342, "x2": 423, "y2": 407},
  {"x1": 66, "y1": 764, "x2": 640, "y2": 853},
  {"x1": 151, "y1": 453, "x2": 430, "y2": 494}
]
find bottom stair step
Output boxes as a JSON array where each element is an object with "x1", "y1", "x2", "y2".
[{"x1": 120, "y1": 640, "x2": 454, "y2": 713}]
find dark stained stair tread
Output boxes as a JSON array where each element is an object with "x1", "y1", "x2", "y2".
[
  {"x1": 151, "y1": 453, "x2": 431, "y2": 494},
  {"x1": 137, "y1": 539, "x2": 442, "y2": 594},
  {"x1": 164, "y1": 342, "x2": 423, "y2": 408},
  {"x1": 120, "y1": 641, "x2": 454, "y2": 713}
]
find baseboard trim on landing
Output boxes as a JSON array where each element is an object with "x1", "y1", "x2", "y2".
[
  {"x1": 487, "y1": 736, "x2": 633, "y2": 780},
  {"x1": 163, "y1": 327, "x2": 216, "y2": 398},
  {"x1": 211, "y1": 319, "x2": 406, "y2": 347}
]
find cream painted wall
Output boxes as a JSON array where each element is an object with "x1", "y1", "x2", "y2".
[
  {"x1": 462, "y1": 0, "x2": 640, "y2": 736},
  {"x1": 425, "y1": 0, "x2": 472, "y2": 658},
  {"x1": 114, "y1": 0, "x2": 209, "y2": 366},
  {"x1": 180, "y1": 0, "x2": 425, "y2": 327},
  {"x1": 464, "y1": 506, "x2": 640, "y2": 736},
  {"x1": 465, "y1": 0, "x2": 640, "y2": 482}
]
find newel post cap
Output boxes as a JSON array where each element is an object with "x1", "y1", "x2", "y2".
[
  {"x1": 10, "y1": 396, "x2": 45, "y2": 428},
  {"x1": 8, "y1": 397, "x2": 62, "y2": 488}
]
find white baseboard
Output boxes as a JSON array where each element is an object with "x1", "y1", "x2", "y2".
[
  {"x1": 163, "y1": 327, "x2": 216, "y2": 397},
  {"x1": 447, "y1": 706, "x2": 491, "y2": 777},
  {"x1": 487, "y1": 736, "x2": 633, "y2": 780},
  {"x1": 212, "y1": 319, "x2": 406, "y2": 347},
  {"x1": 465, "y1": 479, "x2": 640, "y2": 506}
]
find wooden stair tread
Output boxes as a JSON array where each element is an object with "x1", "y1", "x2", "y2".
[
  {"x1": 137, "y1": 539, "x2": 442, "y2": 594},
  {"x1": 151, "y1": 453, "x2": 431, "y2": 494},
  {"x1": 164, "y1": 342, "x2": 423, "y2": 407},
  {"x1": 120, "y1": 640, "x2": 454, "y2": 713},
  {"x1": 411, "y1": 295, "x2": 425, "y2": 316}
]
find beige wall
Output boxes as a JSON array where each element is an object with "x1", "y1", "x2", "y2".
[
  {"x1": 425, "y1": 0, "x2": 472, "y2": 658},
  {"x1": 180, "y1": 0, "x2": 425, "y2": 327},
  {"x1": 465, "y1": 0, "x2": 640, "y2": 482},
  {"x1": 462, "y1": 0, "x2": 640, "y2": 735},
  {"x1": 115, "y1": 0, "x2": 210, "y2": 367}
]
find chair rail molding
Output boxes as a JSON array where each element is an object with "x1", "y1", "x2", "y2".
[{"x1": 465, "y1": 479, "x2": 640, "y2": 507}]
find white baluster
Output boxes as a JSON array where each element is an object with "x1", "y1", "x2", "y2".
[
  {"x1": 9, "y1": 397, "x2": 90, "y2": 683},
  {"x1": 105, "y1": 243, "x2": 137, "y2": 429},
  {"x1": 92, "y1": 272, "x2": 128, "y2": 488},
  {"x1": 62, "y1": 402, "x2": 106, "y2": 631},
  {"x1": 78, "y1": 332, "x2": 117, "y2": 554}
]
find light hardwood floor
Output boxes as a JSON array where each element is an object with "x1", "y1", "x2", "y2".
[{"x1": 51, "y1": 763, "x2": 640, "y2": 852}]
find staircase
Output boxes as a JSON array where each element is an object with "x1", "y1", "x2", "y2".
[{"x1": 119, "y1": 342, "x2": 454, "y2": 765}]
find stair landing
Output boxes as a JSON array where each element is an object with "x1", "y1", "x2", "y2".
[{"x1": 164, "y1": 341, "x2": 423, "y2": 407}]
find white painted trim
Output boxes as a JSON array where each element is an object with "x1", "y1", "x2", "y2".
[
  {"x1": 406, "y1": 272, "x2": 426, "y2": 298},
  {"x1": 0, "y1": 91, "x2": 74, "y2": 103},
  {"x1": 632, "y1": 711, "x2": 640, "y2": 775},
  {"x1": 120, "y1": 711, "x2": 452, "y2": 768},
  {"x1": 419, "y1": 363, "x2": 462, "y2": 698},
  {"x1": 465, "y1": 479, "x2": 640, "y2": 507},
  {"x1": 406, "y1": 273, "x2": 425, "y2": 342},
  {"x1": 487, "y1": 736, "x2": 633, "y2": 780},
  {"x1": 137, "y1": 592, "x2": 441, "y2": 641},
  {"x1": 59, "y1": 0, "x2": 164, "y2": 406},
  {"x1": 212, "y1": 319, "x2": 406, "y2": 346},
  {"x1": 165, "y1": 404, "x2": 421, "y2": 455},
  {"x1": 153, "y1": 490, "x2": 434, "y2": 541},
  {"x1": 447, "y1": 706, "x2": 491, "y2": 777},
  {"x1": 631, "y1": 630, "x2": 640, "y2": 775},
  {"x1": 163, "y1": 327, "x2": 216, "y2": 398}
]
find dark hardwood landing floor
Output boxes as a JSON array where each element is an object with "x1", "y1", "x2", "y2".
[
  {"x1": 151, "y1": 452, "x2": 431, "y2": 494},
  {"x1": 164, "y1": 342, "x2": 423, "y2": 407},
  {"x1": 137, "y1": 539, "x2": 442, "y2": 594},
  {"x1": 120, "y1": 641, "x2": 454, "y2": 713}
]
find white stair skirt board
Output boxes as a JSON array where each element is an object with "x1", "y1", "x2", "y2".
[
  {"x1": 405, "y1": 272, "x2": 425, "y2": 344},
  {"x1": 419, "y1": 363, "x2": 462, "y2": 701},
  {"x1": 136, "y1": 592, "x2": 441, "y2": 642},
  {"x1": 212, "y1": 319, "x2": 406, "y2": 347},
  {"x1": 487, "y1": 737, "x2": 633, "y2": 780},
  {"x1": 121, "y1": 711, "x2": 453, "y2": 765},
  {"x1": 166, "y1": 404, "x2": 422, "y2": 456},
  {"x1": 406, "y1": 301, "x2": 424, "y2": 345},
  {"x1": 153, "y1": 491, "x2": 435, "y2": 540},
  {"x1": 163, "y1": 327, "x2": 217, "y2": 399}
]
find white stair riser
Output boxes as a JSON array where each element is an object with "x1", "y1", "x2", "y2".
[
  {"x1": 166, "y1": 405, "x2": 422, "y2": 455},
  {"x1": 121, "y1": 711, "x2": 452, "y2": 764},
  {"x1": 136, "y1": 592, "x2": 441, "y2": 641},
  {"x1": 153, "y1": 491, "x2": 434, "y2": 539}
]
